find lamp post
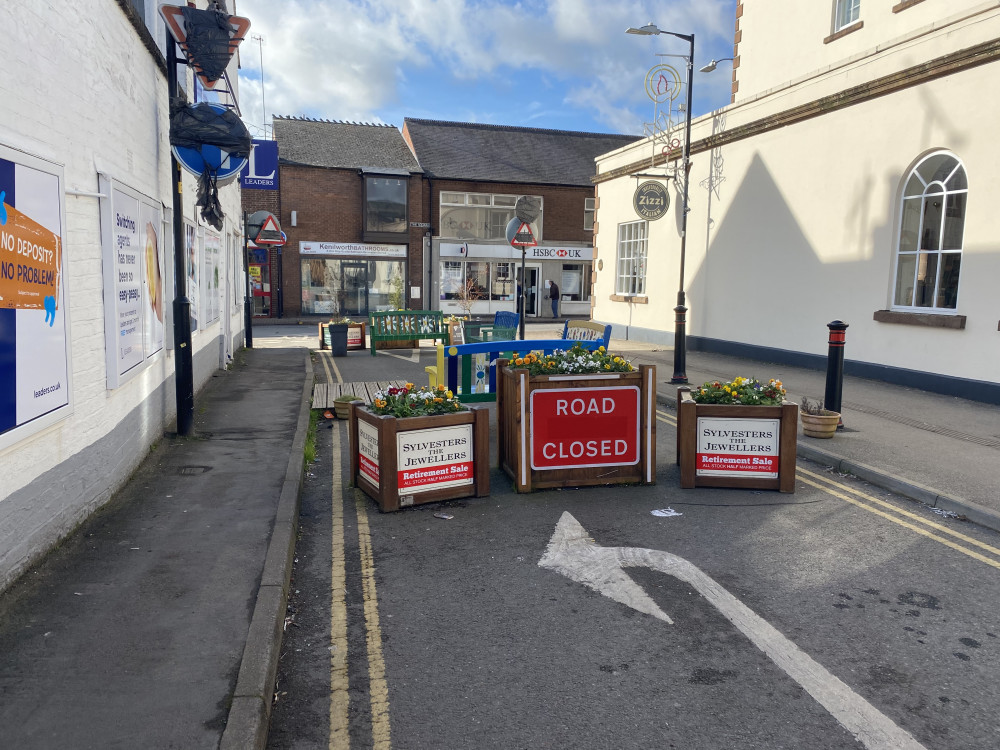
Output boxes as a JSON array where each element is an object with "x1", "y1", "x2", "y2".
[
  {"x1": 626, "y1": 22, "x2": 694, "y2": 384},
  {"x1": 699, "y1": 57, "x2": 733, "y2": 73}
]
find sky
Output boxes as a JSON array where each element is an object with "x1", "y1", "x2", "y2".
[{"x1": 233, "y1": 0, "x2": 739, "y2": 139}]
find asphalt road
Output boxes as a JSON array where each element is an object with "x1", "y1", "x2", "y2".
[{"x1": 267, "y1": 346, "x2": 1000, "y2": 749}]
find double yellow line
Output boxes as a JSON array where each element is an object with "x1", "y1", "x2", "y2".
[{"x1": 655, "y1": 409, "x2": 1000, "y2": 570}]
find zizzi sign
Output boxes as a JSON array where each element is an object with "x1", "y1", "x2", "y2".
[
  {"x1": 396, "y1": 424, "x2": 474, "y2": 493},
  {"x1": 696, "y1": 417, "x2": 780, "y2": 479},
  {"x1": 633, "y1": 180, "x2": 670, "y2": 221},
  {"x1": 530, "y1": 387, "x2": 640, "y2": 470}
]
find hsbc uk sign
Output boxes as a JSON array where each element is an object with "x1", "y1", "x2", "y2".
[{"x1": 526, "y1": 246, "x2": 591, "y2": 260}]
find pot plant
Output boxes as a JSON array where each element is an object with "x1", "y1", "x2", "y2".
[
  {"x1": 800, "y1": 398, "x2": 841, "y2": 439},
  {"x1": 349, "y1": 383, "x2": 490, "y2": 511},
  {"x1": 496, "y1": 344, "x2": 656, "y2": 493},
  {"x1": 333, "y1": 393, "x2": 362, "y2": 419},
  {"x1": 324, "y1": 316, "x2": 352, "y2": 356},
  {"x1": 677, "y1": 376, "x2": 798, "y2": 492}
]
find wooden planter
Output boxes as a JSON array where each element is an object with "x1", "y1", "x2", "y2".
[
  {"x1": 346, "y1": 322, "x2": 366, "y2": 351},
  {"x1": 349, "y1": 403, "x2": 490, "y2": 512},
  {"x1": 497, "y1": 363, "x2": 656, "y2": 492},
  {"x1": 676, "y1": 387, "x2": 798, "y2": 493}
]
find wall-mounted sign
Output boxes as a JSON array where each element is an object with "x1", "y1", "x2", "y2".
[
  {"x1": 299, "y1": 241, "x2": 406, "y2": 258},
  {"x1": 695, "y1": 417, "x2": 780, "y2": 479},
  {"x1": 0, "y1": 146, "x2": 71, "y2": 448},
  {"x1": 633, "y1": 180, "x2": 670, "y2": 221},
  {"x1": 440, "y1": 242, "x2": 593, "y2": 260},
  {"x1": 99, "y1": 176, "x2": 165, "y2": 389},
  {"x1": 240, "y1": 139, "x2": 278, "y2": 190},
  {"x1": 530, "y1": 387, "x2": 640, "y2": 470}
]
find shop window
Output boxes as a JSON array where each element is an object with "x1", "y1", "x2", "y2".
[
  {"x1": 366, "y1": 176, "x2": 407, "y2": 233},
  {"x1": 584, "y1": 198, "x2": 595, "y2": 231},
  {"x1": 440, "y1": 192, "x2": 542, "y2": 241},
  {"x1": 615, "y1": 221, "x2": 648, "y2": 296},
  {"x1": 834, "y1": 0, "x2": 860, "y2": 31},
  {"x1": 561, "y1": 264, "x2": 591, "y2": 302},
  {"x1": 892, "y1": 152, "x2": 966, "y2": 311},
  {"x1": 492, "y1": 262, "x2": 515, "y2": 300},
  {"x1": 300, "y1": 258, "x2": 405, "y2": 316},
  {"x1": 440, "y1": 260, "x2": 518, "y2": 301}
]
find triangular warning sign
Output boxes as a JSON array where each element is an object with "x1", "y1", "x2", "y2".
[
  {"x1": 255, "y1": 214, "x2": 283, "y2": 245},
  {"x1": 510, "y1": 221, "x2": 537, "y2": 247},
  {"x1": 159, "y1": 4, "x2": 251, "y2": 90}
]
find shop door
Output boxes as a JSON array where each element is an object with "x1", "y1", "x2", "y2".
[
  {"x1": 524, "y1": 265, "x2": 540, "y2": 317},
  {"x1": 249, "y1": 247, "x2": 271, "y2": 317},
  {"x1": 341, "y1": 262, "x2": 369, "y2": 316}
]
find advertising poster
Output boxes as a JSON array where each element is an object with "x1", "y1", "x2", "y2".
[
  {"x1": 185, "y1": 222, "x2": 199, "y2": 330},
  {"x1": 0, "y1": 147, "x2": 70, "y2": 445},
  {"x1": 203, "y1": 231, "x2": 221, "y2": 325},
  {"x1": 396, "y1": 424, "x2": 474, "y2": 494},
  {"x1": 695, "y1": 417, "x2": 780, "y2": 478},
  {"x1": 109, "y1": 187, "x2": 144, "y2": 376},
  {"x1": 141, "y1": 202, "x2": 164, "y2": 357}
]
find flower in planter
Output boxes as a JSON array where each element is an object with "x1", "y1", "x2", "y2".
[
  {"x1": 328, "y1": 316, "x2": 354, "y2": 325},
  {"x1": 369, "y1": 382, "x2": 467, "y2": 418},
  {"x1": 692, "y1": 376, "x2": 786, "y2": 405},
  {"x1": 511, "y1": 344, "x2": 635, "y2": 376}
]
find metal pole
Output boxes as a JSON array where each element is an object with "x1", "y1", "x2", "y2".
[
  {"x1": 518, "y1": 247, "x2": 526, "y2": 340},
  {"x1": 670, "y1": 34, "x2": 694, "y2": 385},
  {"x1": 168, "y1": 27, "x2": 194, "y2": 435},
  {"x1": 243, "y1": 213, "x2": 253, "y2": 347}
]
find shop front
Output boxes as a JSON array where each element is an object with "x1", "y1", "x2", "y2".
[
  {"x1": 432, "y1": 241, "x2": 593, "y2": 319},
  {"x1": 300, "y1": 241, "x2": 407, "y2": 317},
  {"x1": 247, "y1": 244, "x2": 272, "y2": 317}
]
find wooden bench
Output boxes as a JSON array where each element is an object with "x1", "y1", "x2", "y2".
[{"x1": 368, "y1": 310, "x2": 449, "y2": 355}]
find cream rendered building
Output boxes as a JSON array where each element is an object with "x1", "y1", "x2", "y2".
[{"x1": 593, "y1": 0, "x2": 1000, "y2": 403}]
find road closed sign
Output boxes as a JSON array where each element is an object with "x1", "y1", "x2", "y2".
[{"x1": 530, "y1": 386, "x2": 640, "y2": 470}]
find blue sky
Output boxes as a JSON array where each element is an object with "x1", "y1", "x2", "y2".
[{"x1": 235, "y1": 0, "x2": 738, "y2": 138}]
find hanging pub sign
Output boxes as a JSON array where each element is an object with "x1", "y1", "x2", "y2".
[{"x1": 633, "y1": 180, "x2": 669, "y2": 221}]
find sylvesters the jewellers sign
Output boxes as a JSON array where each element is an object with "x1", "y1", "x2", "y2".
[
  {"x1": 396, "y1": 425, "x2": 474, "y2": 493},
  {"x1": 696, "y1": 417, "x2": 780, "y2": 479}
]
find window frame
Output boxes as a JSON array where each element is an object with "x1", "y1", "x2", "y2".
[
  {"x1": 834, "y1": 0, "x2": 861, "y2": 31},
  {"x1": 891, "y1": 152, "x2": 967, "y2": 313},
  {"x1": 363, "y1": 174, "x2": 409, "y2": 239},
  {"x1": 615, "y1": 220, "x2": 648, "y2": 296},
  {"x1": 439, "y1": 191, "x2": 543, "y2": 241},
  {"x1": 584, "y1": 197, "x2": 596, "y2": 231}
]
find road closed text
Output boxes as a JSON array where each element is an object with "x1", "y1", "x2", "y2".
[{"x1": 531, "y1": 386, "x2": 640, "y2": 470}]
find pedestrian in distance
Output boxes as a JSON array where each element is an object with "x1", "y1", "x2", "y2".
[{"x1": 548, "y1": 279, "x2": 560, "y2": 318}]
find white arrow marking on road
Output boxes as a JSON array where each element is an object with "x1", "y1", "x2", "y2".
[{"x1": 539, "y1": 512, "x2": 926, "y2": 750}]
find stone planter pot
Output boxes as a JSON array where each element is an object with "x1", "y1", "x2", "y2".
[
  {"x1": 676, "y1": 387, "x2": 798, "y2": 492},
  {"x1": 349, "y1": 403, "x2": 490, "y2": 512},
  {"x1": 800, "y1": 410, "x2": 840, "y2": 439},
  {"x1": 496, "y1": 363, "x2": 656, "y2": 492}
]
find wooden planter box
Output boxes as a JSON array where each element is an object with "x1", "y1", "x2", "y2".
[
  {"x1": 319, "y1": 322, "x2": 366, "y2": 352},
  {"x1": 676, "y1": 387, "x2": 798, "y2": 493},
  {"x1": 349, "y1": 403, "x2": 490, "y2": 512},
  {"x1": 497, "y1": 363, "x2": 656, "y2": 492}
]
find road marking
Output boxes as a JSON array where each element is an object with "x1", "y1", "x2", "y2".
[
  {"x1": 329, "y1": 427, "x2": 350, "y2": 749},
  {"x1": 540, "y1": 512, "x2": 927, "y2": 750},
  {"x1": 355, "y1": 494, "x2": 392, "y2": 749},
  {"x1": 380, "y1": 349, "x2": 421, "y2": 363},
  {"x1": 655, "y1": 411, "x2": 1000, "y2": 568}
]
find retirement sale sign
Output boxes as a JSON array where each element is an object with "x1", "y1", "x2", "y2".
[
  {"x1": 696, "y1": 417, "x2": 780, "y2": 478},
  {"x1": 0, "y1": 147, "x2": 70, "y2": 445}
]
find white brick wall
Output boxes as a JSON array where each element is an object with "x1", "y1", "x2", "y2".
[{"x1": 0, "y1": 1, "x2": 247, "y2": 590}]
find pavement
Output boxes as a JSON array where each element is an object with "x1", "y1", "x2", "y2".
[{"x1": 0, "y1": 319, "x2": 997, "y2": 749}]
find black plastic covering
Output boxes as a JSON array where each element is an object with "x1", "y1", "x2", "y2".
[
  {"x1": 169, "y1": 100, "x2": 252, "y2": 230},
  {"x1": 180, "y1": 5, "x2": 233, "y2": 84}
]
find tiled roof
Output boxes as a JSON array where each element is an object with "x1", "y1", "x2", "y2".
[
  {"x1": 402, "y1": 118, "x2": 642, "y2": 186},
  {"x1": 273, "y1": 117, "x2": 421, "y2": 172}
]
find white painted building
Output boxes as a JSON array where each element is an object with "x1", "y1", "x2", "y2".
[
  {"x1": 0, "y1": 1, "x2": 248, "y2": 590},
  {"x1": 593, "y1": 0, "x2": 1000, "y2": 403}
]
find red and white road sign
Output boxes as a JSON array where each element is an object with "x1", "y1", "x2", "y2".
[
  {"x1": 509, "y1": 221, "x2": 537, "y2": 247},
  {"x1": 530, "y1": 386, "x2": 640, "y2": 470}
]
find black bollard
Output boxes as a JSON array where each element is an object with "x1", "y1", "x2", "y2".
[{"x1": 824, "y1": 320, "x2": 848, "y2": 428}]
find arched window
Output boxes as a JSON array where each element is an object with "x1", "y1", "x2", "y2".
[{"x1": 893, "y1": 152, "x2": 966, "y2": 311}]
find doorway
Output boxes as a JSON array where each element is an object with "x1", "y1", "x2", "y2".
[
  {"x1": 524, "y1": 265, "x2": 540, "y2": 317},
  {"x1": 341, "y1": 262, "x2": 369, "y2": 316}
]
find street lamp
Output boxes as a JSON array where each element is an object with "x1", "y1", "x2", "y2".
[
  {"x1": 699, "y1": 57, "x2": 733, "y2": 73},
  {"x1": 626, "y1": 22, "x2": 694, "y2": 384}
]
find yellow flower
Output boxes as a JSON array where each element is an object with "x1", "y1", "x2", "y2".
[
  {"x1": 515, "y1": 357, "x2": 524, "y2": 365},
  {"x1": 437, "y1": 384, "x2": 446, "y2": 392},
  {"x1": 598, "y1": 346, "x2": 606, "y2": 352},
  {"x1": 605, "y1": 364, "x2": 611, "y2": 370},
  {"x1": 446, "y1": 390, "x2": 454, "y2": 399},
  {"x1": 434, "y1": 397, "x2": 443, "y2": 403},
  {"x1": 405, "y1": 382, "x2": 414, "y2": 390}
]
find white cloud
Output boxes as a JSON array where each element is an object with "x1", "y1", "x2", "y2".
[{"x1": 235, "y1": 0, "x2": 737, "y2": 135}]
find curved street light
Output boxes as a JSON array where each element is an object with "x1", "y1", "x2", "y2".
[
  {"x1": 699, "y1": 57, "x2": 734, "y2": 73},
  {"x1": 626, "y1": 22, "x2": 694, "y2": 384}
]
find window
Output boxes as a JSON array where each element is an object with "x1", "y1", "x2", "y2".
[
  {"x1": 561, "y1": 263, "x2": 591, "y2": 302},
  {"x1": 892, "y1": 152, "x2": 966, "y2": 311},
  {"x1": 584, "y1": 197, "x2": 596, "y2": 231},
  {"x1": 835, "y1": 0, "x2": 861, "y2": 30},
  {"x1": 440, "y1": 261, "x2": 516, "y2": 301},
  {"x1": 615, "y1": 221, "x2": 648, "y2": 296},
  {"x1": 440, "y1": 192, "x2": 542, "y2": 241},
  {"x1": 365, "y1": 176, "x2": 407, "y2": 233}
]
